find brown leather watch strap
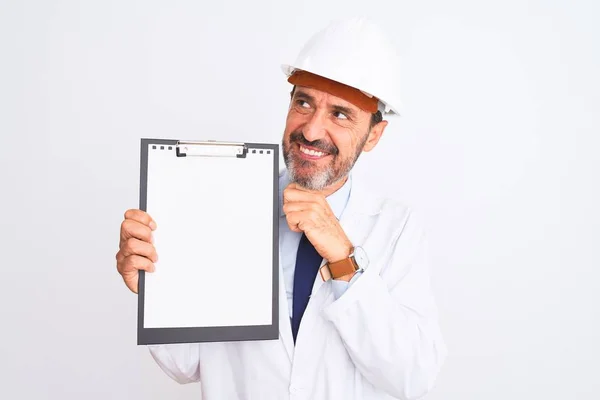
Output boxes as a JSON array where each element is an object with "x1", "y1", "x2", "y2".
[{"x1": 319, "y1": 257, "x2": 359, "y2": 281}]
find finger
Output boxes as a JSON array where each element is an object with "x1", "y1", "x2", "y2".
[
  {"x1": 124, "y1": 278, "x2": 139, "y2": 294},
  {"x1": 286, "y1": 182, "x2": 319, "y2": 194},
  {"x1": 285, "y1": 210, "x2": 317, "y2": 232},
  {"x1": 124, "y1": 209, "x2": 157, "y2": 230},
  {"x1": 117, "y1": 237, "x2": 158, "y2": 263},
  {"x1": 120, "y1": 219, "x2": 153, "y2": 246},
  {"x1": 285, "y1": 210, "x2": 300, "y2": 226},
  {"x1": 282, "y1": 201, "x2": 319, "y2": 216},
  {"x1": 283, "y1": 186, "x2": 324, "y2": 204},
  {"x1": 117, "y1": 254, "x2": 154, "y2": 294},
  {"x1": 286, "y1": 217, "x2": 302, "y2": 233},
  {"x1": 118, "y1": 254, "x2": 156, "y2": 274}
]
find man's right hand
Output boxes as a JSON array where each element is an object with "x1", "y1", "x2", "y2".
[{"x1": 116, "y1": 209, "x2": 159, "y2": 293}]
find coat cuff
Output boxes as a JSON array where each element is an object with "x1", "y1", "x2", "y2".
[
  {"x1": 323, "y1": 268, "x2": 382, "y2": 319},
  {"x1": 330, "y1": 271, "x2": 363, "y2": 300}
]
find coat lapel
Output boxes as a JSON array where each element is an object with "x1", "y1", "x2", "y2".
[{"x1": 278, "y1": 249, "x2": 294, "y2": 363}]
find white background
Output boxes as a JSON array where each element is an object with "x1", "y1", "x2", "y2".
[{"x1": 1, "y1": 0, "x2": 598, "y2": 399}]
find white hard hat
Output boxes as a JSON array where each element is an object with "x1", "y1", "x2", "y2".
[{"x1": 282, "y1": 18, "x2": 403, "y2": 115}]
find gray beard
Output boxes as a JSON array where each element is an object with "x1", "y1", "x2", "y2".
[
  {"x1": 283, "y1": 146, "x2": 361, "y2": 191},
  {"x1": 286, "y1": 158, "x2": 341, "y2": 191},
  {"x1": 282, "y1": 130, "x2": 369, "y2": 191}
]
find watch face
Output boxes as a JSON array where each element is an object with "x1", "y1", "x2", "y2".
[{"x1": 353, "y1": 246, "x2": 369, "y2": 270}]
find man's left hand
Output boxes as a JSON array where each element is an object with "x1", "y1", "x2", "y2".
[{"x1": 283, "y1": 183, "x2": 353, "y2": 267}]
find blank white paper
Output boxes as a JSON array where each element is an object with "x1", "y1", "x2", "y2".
[{"x1": 143, "y1": 144, "x2": 274, "y2": 329}]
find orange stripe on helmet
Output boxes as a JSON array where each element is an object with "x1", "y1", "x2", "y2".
[{"x1": 287, "y1": 70, "x2": 379, "y2": 114}]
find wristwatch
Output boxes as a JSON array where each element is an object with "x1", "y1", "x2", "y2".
[{"x1": 320, "y1": 246, "x2": 369, "y2": 281}]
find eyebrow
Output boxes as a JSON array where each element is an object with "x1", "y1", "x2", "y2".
[
  {"x1": 331, "y1": 104, "x2": 356, "y2": 118},
  {"x1": 294, "y1": 90, "x2": 315, "y2": 103},
  {"x1": 294, "y1": 89, "x2": 357, "y2": 118}
]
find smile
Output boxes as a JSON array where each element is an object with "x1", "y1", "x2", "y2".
[{"x1": 298, "y1": 144, "x2": 330, "y2": 160}]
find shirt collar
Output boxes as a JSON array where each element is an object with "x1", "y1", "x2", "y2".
[{"x1": 279, "y1": 169, "x2": 352, "y2": 220}]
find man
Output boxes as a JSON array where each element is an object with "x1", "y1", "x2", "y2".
[{"x1": 116, "y1": 18, "x2": 446, "y2": 400}]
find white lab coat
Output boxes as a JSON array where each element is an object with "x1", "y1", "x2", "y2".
[{"x1": 149, "y1": 177, "x2": 446, "y2": 400}]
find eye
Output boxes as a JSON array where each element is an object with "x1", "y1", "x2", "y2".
[
  {"x1": 296, "y1": 100, "x2": 311, "y2": 109},
  {"x1": 332, "y1": 111, "x2": 348, "y2": 120}
]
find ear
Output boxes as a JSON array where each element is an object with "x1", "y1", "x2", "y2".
[{"x1": 362, "y1": 120, "x2": 388, "y2": 152}]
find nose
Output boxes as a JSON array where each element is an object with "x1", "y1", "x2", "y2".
[{"x1": 301, "y1": 110, "x2": 328, "y2": 143}]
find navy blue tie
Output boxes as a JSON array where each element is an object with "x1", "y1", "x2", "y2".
[{"x1": 291, "y1": 234, "x2": 323, "y2": 343}]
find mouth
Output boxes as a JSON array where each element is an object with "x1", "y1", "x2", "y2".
[{"x1": 295, "y1": 143, "x2": 332, "y2": 161}]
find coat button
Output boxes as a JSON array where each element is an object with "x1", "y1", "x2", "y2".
[{"x1": 289, "y1": 384, "x2": 303, "y2": 394}]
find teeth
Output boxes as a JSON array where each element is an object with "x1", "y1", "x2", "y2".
[{"x1": 300, "y1": 146, "x2": 325, "y2": 157}]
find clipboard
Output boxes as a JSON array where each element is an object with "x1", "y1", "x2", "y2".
[{"x1": 137, "y1": 138, "x2": 279, "y2": 345}]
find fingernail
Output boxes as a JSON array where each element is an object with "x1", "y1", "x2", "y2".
[{"x1": 149, "y1": 221, "x2": 157, "y2": 230}]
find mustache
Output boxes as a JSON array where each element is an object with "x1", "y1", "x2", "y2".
[{"x1": 289, "y1": 131, "x2": 338, "y2": 155}]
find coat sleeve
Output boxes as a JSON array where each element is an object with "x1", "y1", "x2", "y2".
[
  {"x1": 148, "y1": 344, "x2": 201, "y2": 384},
  {"x1": 322, "y1": 209, "x2": 447, "y2": 400}
]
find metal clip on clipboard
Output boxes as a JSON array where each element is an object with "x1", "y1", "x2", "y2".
[{"x1": 176, "y1": 140, "x2": 248, "y2": 158}]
